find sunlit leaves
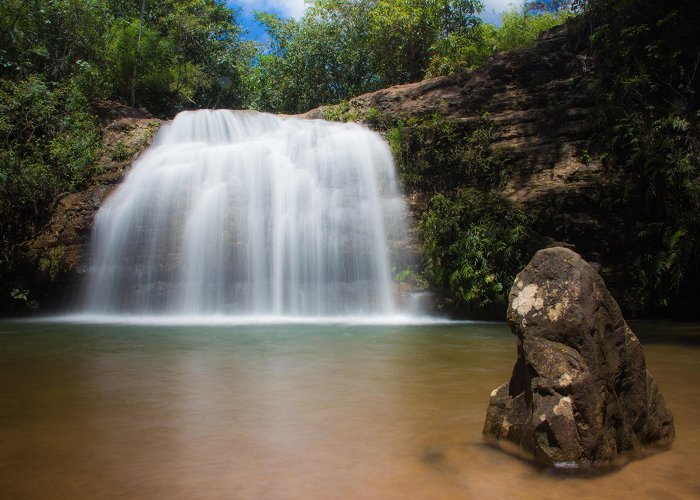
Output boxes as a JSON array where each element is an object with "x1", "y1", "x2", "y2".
[{"x1": 248, "y1": 0, "x2": 486, "y2": 113}]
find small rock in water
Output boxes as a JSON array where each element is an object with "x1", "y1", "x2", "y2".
[{"x1": 483, "y1": 247, "x2": 675, "y2": 468}]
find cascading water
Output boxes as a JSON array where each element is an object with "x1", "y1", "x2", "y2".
[{"x1": 82, "y1": 110, "x2": 409, "y2": 318}]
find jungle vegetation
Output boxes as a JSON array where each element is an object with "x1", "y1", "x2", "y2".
[{"x1": 0, "y1": 0, "x2": 697, "y2": 318}]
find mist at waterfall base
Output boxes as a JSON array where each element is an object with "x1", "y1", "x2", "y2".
[{"x1": 74, "y1": 110, "x2": 430, "y2": 324}]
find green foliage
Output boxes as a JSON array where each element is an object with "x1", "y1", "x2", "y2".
[
  {"x1": 426, "y1": 8, "x2": 568, "y2": 77},
  {"x1": 247, "y1": 0, "x2": 484, "y2": 113},
  {"x1": 248, "y1": 1, "x2": 381, "y2": 114},
  {"x1": 0, "y1": 75, "x2": 100, "y2": 250},
  {"x1": 581, "y1": 0, "x2": 700, "y2": 316},
  {"x1": 492, "y1": 8, "x2": 570, "y2": 51},
  {"x1": 246, "y1": 0, "x2": 569, "y2": 112},
  {"x1": 101, "y1": 0, "x2": 249, "y2": 115},
  {"x1": 0, "y1": 0, "x2": 109, "y2": 84},
  {"x1": 322, "y1": 101, "x2": 354, "y2": 122},
  {"x1": 425, "y1": 25, "x2": 494, "y2": 77},
  {"x1": 111, "y1": 140, "x2": 133, "y2": 162},
  {"x1": 321, "y1": 102, "x2": 389, "y2": 128},
  {"x1": 421, "y1": 189, "x2": 533, "y2": 315},
  {"x1": 607, "y1": 113, "x2": 699, "y2": 315},
  {"x1": 1, "y1": 0, "x2": 249, "y2": 115},
  {"x1": 525, "y1": 1, "x2": 587, "y2": 14},
  {"x1": 103, "y1": 19, "x2": 174, "y2": 109},
  {"x1": 38, "y1": 246, "x2": 68, "y2": 281},
  {"x1": 383, "y1": 111, "x2": 516, "y2": 314},
  {"x1": 393, "y1": 266, "x2": 429, "y2": 288},
  {"x1": 389, "y1": 114, "x2": 508, "y2": 192},
  {"x1": 369, "y1": 0, "x2": 483, "y2": 84},
  {"x1": 0, "y1": 75, "x2": 100, "y2": 313},
  {"x1": 10, "y1": 289, "x2": 30, "y2": 302}
]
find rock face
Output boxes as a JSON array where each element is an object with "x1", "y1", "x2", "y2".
[
  {"x1": 483, "y1": 247, "x2": 674, "y2": 468},
  {"x1": 306, "y1": 26, "x2": 604, "y2": 208}
]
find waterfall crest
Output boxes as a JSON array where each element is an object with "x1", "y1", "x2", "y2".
[{"x1": 83, "y1": 110, "x2": 408, "y2": 317}]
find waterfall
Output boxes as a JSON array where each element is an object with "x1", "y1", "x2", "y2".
[{"x1": 82, "y1": 110, "x2": 409, "y2": 318}]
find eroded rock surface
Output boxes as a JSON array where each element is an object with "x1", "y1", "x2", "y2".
[
  {"x1": 483, "y1": 247, "x2": 674, "y2": 468},
  {"x1": 306, "y1": 26, "x2": 604, "y2": 206}
]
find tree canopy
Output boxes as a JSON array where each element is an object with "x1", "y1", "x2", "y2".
[{"x1": 246, "y1": 0, "x2": 571, "y2": 113}]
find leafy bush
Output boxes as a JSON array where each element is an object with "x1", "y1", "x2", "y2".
[
  {"x1": 0, "y1": 74, "x2": 101, "y2": 312},
  {"x1": 426, "y1": 8, "x2": 569, "y2": 77},
  {"x1": 0, "y1": 75, "x2": 100, "y2": 237},
  {"x1": 389, "y1": 114, "x2": 508, "y2": 192},
  {"x1": 421, "y1": 189, "x2": 534, "y2": 316},
  {"x1": 492, "y1": 8, "x2": 570, "y2": 52}
]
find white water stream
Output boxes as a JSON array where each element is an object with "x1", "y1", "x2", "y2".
[{"x1": 83, "y1": 110, "x2": 409, "y2": 317}]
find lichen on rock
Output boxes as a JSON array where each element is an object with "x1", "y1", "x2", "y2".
[{"x1": 483, "y1": 247, "x2": 675, "y2": 468}]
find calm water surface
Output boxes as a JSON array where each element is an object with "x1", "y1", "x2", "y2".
[{"x1": 1, "y1": 320, "x2": 698, "y2": 499}]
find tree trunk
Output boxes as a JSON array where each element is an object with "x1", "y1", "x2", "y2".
[{"x1": 131, "y1": 0, "x2": 146, "y2": 108}]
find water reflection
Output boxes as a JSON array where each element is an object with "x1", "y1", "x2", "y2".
[{"x1": 0, "y1": 322, "x2": 698, "y2": 498}]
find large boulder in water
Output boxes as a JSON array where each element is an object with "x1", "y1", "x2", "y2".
[{"x1": 483, "y1": 247, "x2": 674, "y2": 468}]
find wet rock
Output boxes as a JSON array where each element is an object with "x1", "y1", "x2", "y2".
[{"x1": 483, "y1": 247, "x2": 674, "y2": 468}]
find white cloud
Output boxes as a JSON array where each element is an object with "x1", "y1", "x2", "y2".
[
  {"x1": 235, "y1": 1, "x2": 524, "y2": 20},
  {"x1": 480, "y1": 0, "x2": 525, "y2": 25},
  {"x1": 234, "y1": 0, "x2": 307, "y2": 19},
  {"x1": 232, "y1": 1, "x2": 527, "y2": 31},
  {"x1": 482, "y1": 0, "x2": 524, "y2": 13}
]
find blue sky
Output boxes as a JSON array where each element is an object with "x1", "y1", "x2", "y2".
[{"x1": 227, "y1": 1, "x2": 525, "y2": 40}]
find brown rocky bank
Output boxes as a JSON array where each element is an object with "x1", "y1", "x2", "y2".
[{"x1": 483, "y1": 247, "x2": 674, "y2": 468}]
